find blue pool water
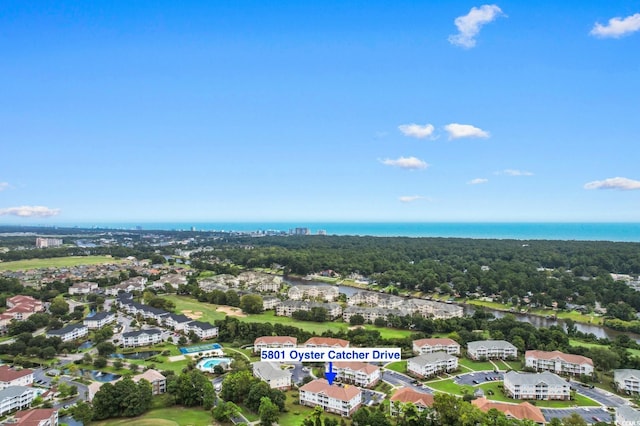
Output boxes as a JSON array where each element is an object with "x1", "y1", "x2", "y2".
[{"x1": 197, "y1": 357, "x2": 232, "y2": 371}]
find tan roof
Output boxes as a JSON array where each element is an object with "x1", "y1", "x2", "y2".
[
  {"x1": 304, "y1": 337, "x2": 349, "y2": 348},
  {"x1": 254, "y1": 336, "x2": 297, "y2": 345},
  {"x1": 525, "y1": 350, "x2": 593, "y2": 366},
  {"x1": 472, "y1": 398, "x2": 545, "y2": 423},
  {"x1": 0, "y1": 365, "x2": 33, "y2": 382},
  {"x1": 413, "y1": 338, "x2": 459, "y2": 348},
  {"x1": 14, "y1": 408, "x2": 57, "y2": 426},
  {"x1": 333, "y1": 362, "x2": 380, "y2": 375},
  {"x1": 390, "y1": 387, "x2": 434, "y2": 408},
  {"x1": 134, "y1": 369, "x2": 166, "y2": 383},
  {"x1": 300, "y1": 379, "x2": 360, "y2": 401}
]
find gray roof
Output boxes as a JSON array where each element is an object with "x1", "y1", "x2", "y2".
[
  {"x1": 189, "y1": 320, "x2": 217, "y2": 330},
  {"x1": 408, "y1": 352, "x2": 457, "y2": 366},
  {"x1": 345, "y1": 306, "x2": 411, "y2": 317},
  {"x1": 617, "y1": 405, "x2": 640, "y2": 422},
  {"x1": 614, "y1": 369, "x2": 640, "y2": 382},
  {"x1": 504, "y1": 371, "x2": 567, "y2": 387},
  {"x1": 167, "y1": 313, "x2": 191, "y2": 323},
  {"x1": 47, "y1": 323, "x2": 87, "y2": 336},
  {"x1": 253, "y1": 362, "x2": 291, "y2": 382},
  {"x1": 467, "y1": 340, "x2": 517, "y2": 351},
  {"x1": 123, "y1": 328, "x2": 162, "y2": 338},
  {"x1": 85, "y1": 312, "x2": 114, "y2": 321},
  {"x1": 0, "y1": 386, "x2": 34, "y2": 400}
]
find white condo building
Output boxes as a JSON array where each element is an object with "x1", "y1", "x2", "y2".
[
  {"x1": 525, "y1": 350, "x2": 594, "y2": 376},
  {"x1": 252, "y1": 362, "x2": 292, "y2": 390},
  {"x1": 503, "y1": 371, "x2": 570, "y2": 401},
  {"x1": 614, "y1": 369, "x2": 640, "y2": 394},
  {"x1": 412, "y1": 338, "x2": 461, "y2": 355},
  {"x1": 407, "y1": 352, "x2": 459, "y2": 378},
  {"x1": 332, "y1": 362, "x2": 381, "y2": 388},
  {"x1": 467, "y1": 340, "x2": 517, "y2": 360},
  {"x1": 299, "y1": 379, "x2": 361, "y2": 417}
]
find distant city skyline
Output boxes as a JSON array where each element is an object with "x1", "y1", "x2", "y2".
[{"x1": 1, "y1": 1, "x2": 639, "y2": 223}]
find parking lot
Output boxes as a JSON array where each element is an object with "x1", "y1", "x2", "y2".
[
  {"x1": 382, "y1": 370, "x2": 433, "y2": 394},
  {"x1": 574, "y1": 385, "x2": 628, "y2": 408},
  {"x1": 454, "y1": 371, "x2": 503, "y2": 386},
  {"x1": 541, "y1": 407, "x2": 612, "y2": 424}
]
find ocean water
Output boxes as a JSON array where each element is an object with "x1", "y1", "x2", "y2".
[{"x1": 66, "y1": 222, "x2": 640, "y2": 242}]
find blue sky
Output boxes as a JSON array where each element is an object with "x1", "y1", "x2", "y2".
[{"x1": 1, "y1": 1, "x2": 639, "y2": 223}]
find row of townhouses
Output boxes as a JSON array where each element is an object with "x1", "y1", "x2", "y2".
[
  {"x1": 198, "y1": 272, "x2": 282, "y2": 293},
  {"x1": 275, "y1": 301, "x2": 343, "y2": 319},
  {"x1": 117, "y1": 293, "x2": 218, "y2": 340},
  {"x1": 288, "y1": 286, "x2": 339, "y2": 302},
  {"x1": 0, "y1": 295, "x2": 44, "y2": 331}
]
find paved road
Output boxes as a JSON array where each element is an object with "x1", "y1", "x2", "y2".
[
  {"x1": 382, "y1": 370, "x2": 433, "y2": 394},
  {"x1": 575, "y1": 385, "x2": 628, "y2": 408},
  {"x1": 541, "y1": 407, "x2": 612, "y2": 424},
  {"x1": 454, "y1": 371, "x2": 502, "y2": 386}
]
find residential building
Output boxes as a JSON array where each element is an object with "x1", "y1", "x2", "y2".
[
  {"x1": 1, "y1": 296, "x2": 44, "y2": 330},
  {"x1": 288, "y1": 286, "x2": 339, "y2": 302},
  {"x1": 46, "y1": 324, "x2": 88, "y2": 342},
  {"x1": 303, "y1": 337, "x2": 350, "y2": 348},
  {"x1": 83, "y1": 312, "x2": 116, "y2": 330},
  {"x1": 35, "y1": 238, "x2": 63, "y2": 248},
  {"x1": 132, "y1": 369, "x2": 167, "y2": 395},
  {"x1": 121, "y1": 329, "x2": 163, "y2": 348},
  {"x1": 0, "y1": 386, "x2": 37, "y2": 416},
  {"x1": 104, "y1": 277, "x2": 147, "y2": 295},
  {"x1": 389, "y1": 387, "x2": 434, "y2": 416},
  {"x1": 412, "y1": 338, "x2": 461, "y2": 355},
  {"x1": 346, "y1": 292, "x2": 463, "y2": 319},
  {"x1": 68, "y1": 281, "x2": 99, "y2": 295},
  {"x1": 0, "y1": 366, "x2": 34, "y2": 390},
  {"x1": 614, "y1": 369, "x2": 640, "y2": 394},
  {"x1": 276, "y1": 301, "x2": 342, "y2": 319},
  {"x1": 525, "y1": 350, "x2": 594, "y2": 376},
  {"x1": 184, "y1": 321, "x2": 218, "y2": 340},
  {"x1": 6, "y1": 296, "x2": 43, "y2": 312},
  {"x1": 616, "y1": 404, "x2": 640, "y2": 426},
  {"x1": 467, "y1": 340, "x2": 518, "y2": 360},
  {"x1": 12, "y1": 408, "x2": 58, "y2": 426},
  {"x1": 164, "y1": 313, "x2": 192, "y2": 331},
  {"x1": 299, "y1": 379, "x2": 361, "y2": 417},
  {"x1": 503, "y1": 371, "x2": 570, "y2": 401},
  {"x1": 472, "y1": 397, "x2": 546, "y2": 425},
  {"x1": 332, "y1": 362, "x2": 380, "y2": 388},
  {"x1": 262, "y1": 296, "x2": 282, "y2": 310},
  {"x1": 342, "y1": 306, "x2": 409, "y2": 324},
  {"x1": 407, "y1": 353, "x2": 459, "y2": 378},
  {"x1": 254, "y1": 336, "x2": 297, "y2": 354},
  {"x1": 252, "y1": 362, "x2": 292, "y2": 390}
]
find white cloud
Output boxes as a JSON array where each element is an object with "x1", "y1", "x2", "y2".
[
  {"x1": 0, "y1": 182, "x2": 9, "y2": 192},
  {"x1": 399, "y1": 195, "x2": 428, "y2": 203},
  {"x1": 444, "y1": 123, "x2": 490, "y2": 140},
  {"x1": 468, "y1": 178, "x2": 489, "y2": 185},
  {"x1": 448, "y1": 4, "x2": 505, "y2": 48},
  {"x1": 398, "y1": 123, "x2": 435, "y2": 139},
  {"x1": 590, "y1": 13, "x2": 640, "y2": 38},
  {"x1": 495, "y1": 169, "x2": 533, "y2": 176},
  {"x1": 381, "y1": 156, "x2": 429, "y2": 170},
  {"x1": 0, "y1": 206, "x2": 61, "y2": 217},
  {"x1": 584, "y1": 177, "x2": 640, "y2": 190}
]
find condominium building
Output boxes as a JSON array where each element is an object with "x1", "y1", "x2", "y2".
[
  {"x1": 467, "y1": 340, "x2": 517, "y2": 360},
  {"x1": 46, "y1": 324, "x2": 88, "y2": 342},
  {"x1": 35, "y1": 238, "x2": 63, "y2": 248},
  {"x1": 288, "y1": 286, "x2": 339, "y2": 302},
  {"x1": 407, "y1": 353, "x2": 459, "y2": 378},
  {"x1": 332, "y1": 362, "x2": 380, "y2": 388},
  {"x1": 503, "y1": 371, "x2": 570, "y2": 401},
  {"x1": 299, "y1": 379, "x2": 361, "y2": 417},
  {"x1": 276, "y1": 301, "x2": 343, "y2": 319},
  {"x1": 389, "y1": 387, "x2": 434, "y2": 416},
  {"x1": 342, "y1": 306, "x2": 409, "y2": 324},
  {"x1": 184, "y1": 321, "x2": 218, "y2": 340},
  {"x1": 0, "y1": 366, "x2": 34, "y2": 390},
  {"x1": 412, "y1": 338, "x2": 461, "y2": 355},
  {"x1": 525, "y1": 350, "x2": 594, "y2": 376},
  {"x1": 614, "y1": 369, "x2": 640, "y2": 394},
  {"x1": 254, "y1": 336, "x2": 297, "y2": 354},
  {"x1": 68, "y1": 281, "x2": 99, "y2": 295},
  {"x1": 252, "y1": 362, "x2": 292, "y2": 390},
  {"x1": 472, "y1": 398, "x2": 546, "y2": 424},
  {"x1": 121, "y1": 329, "x2": 163, "y2": 348},
  {"x1": 13, "y1": 408, "x2": 58, "y2": 426},
  {"x1": 83, "y1": 312, "x2": 116, "y2": 330},
  {"x1": 0, "y1": 386, "x2": 37, "y2": 416},
  {"x1": 616, "y1": 404, "x2": 640, "y2": 426},
  {"x1": 303, "y1": 337, "x2": 350, "y2": 348}
]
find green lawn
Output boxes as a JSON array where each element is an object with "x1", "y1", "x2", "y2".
[
  {"x1": 458, "y1": 358, "x2": 496, "y2": 372},
  {"x1": 92, "y1": 407, "x2": 212, "y2": 425},
  {"x1": 362, "y1": 325, "x2": 415, "y2": 339},
  {"x1": 385, "y1": 361, "x2": 407, "y2": 373},
  {"x1": 425, "y1": 379, "x2": 473, "y2": 395},
  {"x1": 0, "y1": 255, "x2": 125, "y2": 271}
]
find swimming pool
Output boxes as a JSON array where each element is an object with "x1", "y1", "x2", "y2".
[{"x1": 196, "y1": 357, "x2": 232, "y2": 372}]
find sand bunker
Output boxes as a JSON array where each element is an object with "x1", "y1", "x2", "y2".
[
  {"x1": 216, "y1": 306, "x2": 247, "y2": 317},
  {"x1": 181, "y1": 309, "x2": 203, "y2": 320}
]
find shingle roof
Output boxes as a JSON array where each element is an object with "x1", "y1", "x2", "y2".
[
  {"x1": 408, "y1": 352, "x2": 457, "y2": 367},
  {"x1": 123, "y1": 329, "x2": 162, "y2": 338},
  {"x1": 253, "y1": 362, "x2": 291, "y2": 381},
  {"x1": 333, "y1": 362, "x2": 380, "y2": 375},
  {"x1": 390, "y1": 387, "x2": 434, "y2": 408},
  {"x1": 300, "y1": 379, "x2": 360, "y2": 402},
  {"x1": 472, "y1": 397, "x2": 545, "y2": 423},
  {"x1": 254, "y1": 336, "x2": 297, "y2": 345},
  {"x1": 413, "y1": 338, "x2": 459, "y2": 348},
  {"x1": 504, "y1": 371, "x2": 567, "y2": 386},
  {"x1": 47, "y1": 323, "x2": 87, "y2": 335},
  {"x1": 0, "y1": 366, "x2": 33, "y2": 382},
  {"x1": 304, "y1": 337, "x2": 349, "y2": 347},
  {"x1": 468, "y1": 340, "x2": 516, "y2": 350},
  {"x1": 525, "y1": 350, "x2": 593, "y2": 366}
]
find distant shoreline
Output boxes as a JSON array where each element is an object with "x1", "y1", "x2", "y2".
[{"x1": 3, "y1": 222, "x2": 640, "y2": 242}]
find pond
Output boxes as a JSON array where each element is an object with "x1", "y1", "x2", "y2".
[
  {"x1": 110, "y1": 351, "x2": 160, "y2": 360},
  {"x1": 70, "y1": 369, "x2": 121, "y2": 382},
  {"x1": 77, "y1": 341, "x2": 93, "y2": 350}
]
